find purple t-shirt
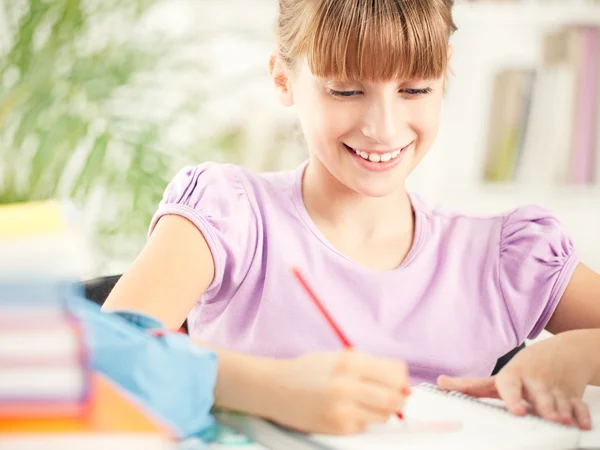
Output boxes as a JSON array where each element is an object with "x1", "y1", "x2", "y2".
[{"x1": 149, "y1": 161, "x2": 579, "y2": 384}]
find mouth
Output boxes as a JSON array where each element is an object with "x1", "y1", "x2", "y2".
[{"x1": 342, "y1": 143, "x2": 408, "y2": 163}]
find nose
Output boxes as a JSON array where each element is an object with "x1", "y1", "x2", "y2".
[{"x1": 360, "y1": 97, "x2": 400, "y2": 145}]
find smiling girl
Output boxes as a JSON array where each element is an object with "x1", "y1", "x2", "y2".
[{"x1": 103, "y1": 0, "x2": 600, "y2": 435}]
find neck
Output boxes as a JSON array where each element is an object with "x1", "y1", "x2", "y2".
[{"x1": 301, "y1": 158, "x2": 413, "y2": 239}]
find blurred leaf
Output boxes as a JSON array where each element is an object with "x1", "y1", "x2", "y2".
[
  {"x1": 71, "y1": 132, "x2": 109, "y2": 200},
  {"x1": 0, "y1": 0, "x2": 256, "y2": 268},
  {"x1": 28, "y1": 114, "x2": 71, "y2": 198},
  {"x1": 6, "y1": 1, "x2": 51, "y2": 74},
  {"x1": 11, "y1": 91, "x2": 52, "y2": 149},
  {"x1": 45, "y1": 116, "x2": 88, "y2": 194}
]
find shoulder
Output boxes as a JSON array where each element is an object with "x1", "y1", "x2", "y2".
[
  {"x1": 159, "y1": 161, "x2": 296, "y2": 211},
  {"x1": 161, "y1": 162, "x2": 246, "y2": 203},
  {"x1": 412, "y1": 194, "x2": 575, "y2": 259},
  {"x1": 410, "y1": 192, "x2": 509, "y2": 233},
  {"x1": 498, "y1": 204, "x2": 575, "y2": 266},
  {"x1": 150, "y1": 161, "x2": 303, "y2": 242},
  {"x1": 148, "y1": 162, "x2": 258, "y2": 241},
  {"x1": 412, "y1": 193, "x2": 568, "y2": 236}
]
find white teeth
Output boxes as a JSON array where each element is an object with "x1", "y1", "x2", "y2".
[
  {"x1": 346, "y1": 144, "x2": 406, "y2": 162},
  {"x1": 357, "y1": 149, "x2": 401, "y2": 162}
]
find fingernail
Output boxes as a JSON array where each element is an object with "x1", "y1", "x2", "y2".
[{"x1": 511, "y1": 404, "x2": 526, "y2": 416}]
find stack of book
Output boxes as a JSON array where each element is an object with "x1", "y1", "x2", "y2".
[
  {"x1": 0, "y1": 200, "x2": 174, "y2": 449},
  {"x1": 482, "y1": 25, "x2": 600, "y2": 185},
  {"x1": 0, "y1": 280, "x2": 91, "y2": 419},
  {"x1": 0, "y1": 201, "x2": 92, "y2": 420}
]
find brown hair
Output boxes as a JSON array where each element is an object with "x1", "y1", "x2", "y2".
[{"x1": 277, "y1": 0, "x2": 457, "y2": 82}]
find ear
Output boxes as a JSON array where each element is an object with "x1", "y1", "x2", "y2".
[
  {"x1": 443, "y1": 44, "x2": 454, "y2": 93},
  {"x1": 445, "y1": 44, "x2": 454, "y2": 77},
  {"x1": 269, "y1": 53, "x2": 294, "y2": 107}
]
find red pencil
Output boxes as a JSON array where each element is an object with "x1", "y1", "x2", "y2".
[{"x1": 291, "y1": 266, "x2": 405, "y2": 420}]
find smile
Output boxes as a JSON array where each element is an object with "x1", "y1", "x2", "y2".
[{"x1": 342, "y1": 143, "x2": 407, "y2": 163}]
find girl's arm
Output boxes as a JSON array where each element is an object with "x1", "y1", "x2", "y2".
[
  {"x1": 102, "y1": 215, "x2": 410, "y2": 435},
  {"x1": 546, "y1": 263, "x2": 600, "y2": 333},
  {"x1": 103, "y1": 214, "x2": 214, "y2": 331},
  {"x1": 102, "y1": 214, "x2": 286, "y2": 418}
]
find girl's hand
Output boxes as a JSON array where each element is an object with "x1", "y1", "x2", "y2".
[
  {"x1": 267, "y1": 349, "x2": 410, "y2": 434},
  {"x1": 437, "y1": 331, "x2": 599, "y2": 430}
]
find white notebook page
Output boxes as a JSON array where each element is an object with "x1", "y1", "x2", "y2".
[{"x1": 310, "y1": 384, "x2": 580, "y2": 450}]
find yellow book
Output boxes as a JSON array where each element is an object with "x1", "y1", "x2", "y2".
[
  {"x1": 0, "y1": 200, "x2": 91, "y2": 279},
  {"x1": 483, "y1": 69, "x2": 534, "y2": 182},
  {"x1": 0, "y1": 200, "x2": 66, "y2": 238}
]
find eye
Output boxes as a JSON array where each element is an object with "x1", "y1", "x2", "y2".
[
  {"x1": 400, "y1": 87, "x2": 433, "y2": 97},
  {"x1": 327, "y1": 89, "x2": 362, "y2": 98}
]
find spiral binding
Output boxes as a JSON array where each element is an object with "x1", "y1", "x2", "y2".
[{"x1": 416, "y1": 383, "x2": 570, "y2": 429}]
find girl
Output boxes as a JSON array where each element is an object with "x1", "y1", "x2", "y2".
[{"x1": 103, "y1": 0, "x2": 600, "y2": 435}]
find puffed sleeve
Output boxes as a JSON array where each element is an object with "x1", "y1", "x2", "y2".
[
  {"x1": 148, "y1": 162, "x2": 259, "y2": 303},
  {"x1": 499, "y1": 206, "x2": 579, "y2": 341}
]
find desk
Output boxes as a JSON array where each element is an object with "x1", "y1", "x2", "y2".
[{"x1": 201, "y1": 386, "x2": 600, "y2": 450}]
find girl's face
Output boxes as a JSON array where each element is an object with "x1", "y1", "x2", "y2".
[{"x1": 272, "y1": 56, "x2": 448, "y2": 198}]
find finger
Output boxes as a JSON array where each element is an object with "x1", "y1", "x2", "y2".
[
  {"x1": 355, "y1": 381, "x2": 405, "y2": 415},
  {"x1": 437, "y1": 375, "x2": 500, "y2": 398},
  {"x1": 351, "y1": 352, "x2": 409, "y2": 391},
  {"x1": 495, "y1": 373, "x2": 527, "y2": 416},
  {"x1": 326, "y1": 401, "x2": 369, "y2": 435},
  {"x1": 331, "y1": 402, "x2": 388, "y2": 434},
  {"x1": 523, "y1": 379, "x2": 559, "y2": 423},
  {"x1": 357, "y1": 403, "x2": 394, "y2": 426},
  {"x1": 553, "y1": 391, "x2": 573, "y2": 426},
  {"x1": 571, "y1": 398, "x2": 591, "y2": 431}
]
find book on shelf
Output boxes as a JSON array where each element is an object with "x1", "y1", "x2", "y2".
[
  {"x1": 482, "y1": 24, "x2": 600, "y2": 186},
  {"x1": 482, "y1": 68, "x2": 535, "y2": 182}
]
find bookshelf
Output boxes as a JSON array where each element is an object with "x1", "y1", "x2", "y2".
[{"x1": 408, "y1": 1, "x2": 600, "y2": 271}]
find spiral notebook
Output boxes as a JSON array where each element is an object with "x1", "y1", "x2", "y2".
[{"x1": 215, "y1": 383, "x2": 584, "y2": 450}]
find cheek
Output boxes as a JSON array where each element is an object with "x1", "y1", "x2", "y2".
[
  {"x1": 410, "y1": 97, "x2": 442, "y2": 138},
  {"x1": 298, "y1": 97, "x2": 354, "y2": 144}
]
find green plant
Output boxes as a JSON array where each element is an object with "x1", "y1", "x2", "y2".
[{"x1": 0, "y1": 0, "x2": 241, "y2": 267}]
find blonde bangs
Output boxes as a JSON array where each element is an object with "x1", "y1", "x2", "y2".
[{"x1": 284, "y1": 0, "x2": 456, "y2": 82}]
